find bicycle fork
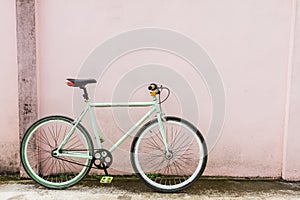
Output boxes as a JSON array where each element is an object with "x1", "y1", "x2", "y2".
[{"x1": 154, "y1": 96, "x2": 171, "y2": 157}]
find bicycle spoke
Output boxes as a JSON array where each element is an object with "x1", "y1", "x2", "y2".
[
  {"x1": 21, "y1": 116, "x2": 93, "y2": 189},
  {"x1": 132, "y1": 117, "x2": 207, "y2": 192}
]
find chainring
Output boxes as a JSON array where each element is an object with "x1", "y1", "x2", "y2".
[{"x1": 93, "y1": 149, "x2": 113, "y2": 169}]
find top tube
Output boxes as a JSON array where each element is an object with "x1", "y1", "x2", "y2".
[
  {"x1": 89, "y1": 96, "x2": 158, "y2": 108},
  {"x1": 89, "y1": 101, "x2": 155, "y2": 107}
]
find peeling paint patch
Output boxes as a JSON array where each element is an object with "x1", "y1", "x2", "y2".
[{"x1": 23, "y1": 103, "x2": 32, "y2": 115}]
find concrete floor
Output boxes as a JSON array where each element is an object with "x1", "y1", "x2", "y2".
[{"x1": 0, "y1": 178, "x2": 300, "y2": 200}]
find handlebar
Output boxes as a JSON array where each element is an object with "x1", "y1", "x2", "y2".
[
  {"x1": 148, "y1": 83, "x2": 170, "y2": 104},
  {"x1": 148, "y1": 83, "x2": 158, "y2": 91},
  {"x1": 148, "y1": 83, "x2": 161, "y2": 97}
]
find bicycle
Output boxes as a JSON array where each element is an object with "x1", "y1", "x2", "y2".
[{"x1": 20, "y1": 78, "x2": 208, "y2": 193}]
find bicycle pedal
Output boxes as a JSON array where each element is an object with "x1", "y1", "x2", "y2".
[{"x1": 100, "y1": 176, "x2": 113, "y2": 184}]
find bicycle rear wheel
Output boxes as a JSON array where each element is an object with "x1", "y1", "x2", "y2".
[
  {"x1": 20, "y1": 116, "x2": 94, "y2": 189},
  {"x1": 131, "y1": 116, "x2": 207, "y2": 192}
]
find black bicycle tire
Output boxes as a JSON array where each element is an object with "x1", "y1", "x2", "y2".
[
  {"x1": 20, "y1": 115, "x2": 94, "y2": 189},
  {"x1": 130, "y1": 116, "x2": 208, "y2": 193}
]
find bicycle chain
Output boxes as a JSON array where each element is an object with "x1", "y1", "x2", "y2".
[{"x1": 52, "y1": 149, "x2": 106, "y2": 170}]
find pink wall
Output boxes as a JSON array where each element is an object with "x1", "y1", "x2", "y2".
[
  {"x1": 1, "y1": 0, "x2": 299, "y2": 179},
  {"x1": 283, "y1": 0, "x2": 300, "y2": 181},
  {"x1": 0, "y1": 0, "x2": 19, "y2": 173},
  {"x1": 35, "y1": 0, "x2": 294, "y2": 178}
]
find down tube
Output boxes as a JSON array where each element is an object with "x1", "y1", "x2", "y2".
[{"x1": 109, "y1": 107, "x2": 157, "y2": 152}]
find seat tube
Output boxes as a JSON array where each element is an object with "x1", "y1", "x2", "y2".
[
  {"x1": 88, "y1": 102, "x2": 102, "y2": 149},
  {"x1": 154, "y1": 96, "x2": 170, "y2": 154}
]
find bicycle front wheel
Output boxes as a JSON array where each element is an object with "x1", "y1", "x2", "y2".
[
  {"x1": 20, "y1": 116, "x2": 94, "y2": 189},
  {"x1": 131, "y1": 116, "x2": 207, "y2": 192}
]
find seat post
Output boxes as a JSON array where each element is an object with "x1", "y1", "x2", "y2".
[{"x1": 80, "y1": 86, "x2": 89, "y2": 101}]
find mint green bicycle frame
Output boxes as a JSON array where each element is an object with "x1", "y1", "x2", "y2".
[{"x1": 53, "y1": 95, "x2": 169, "y2": 159}]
